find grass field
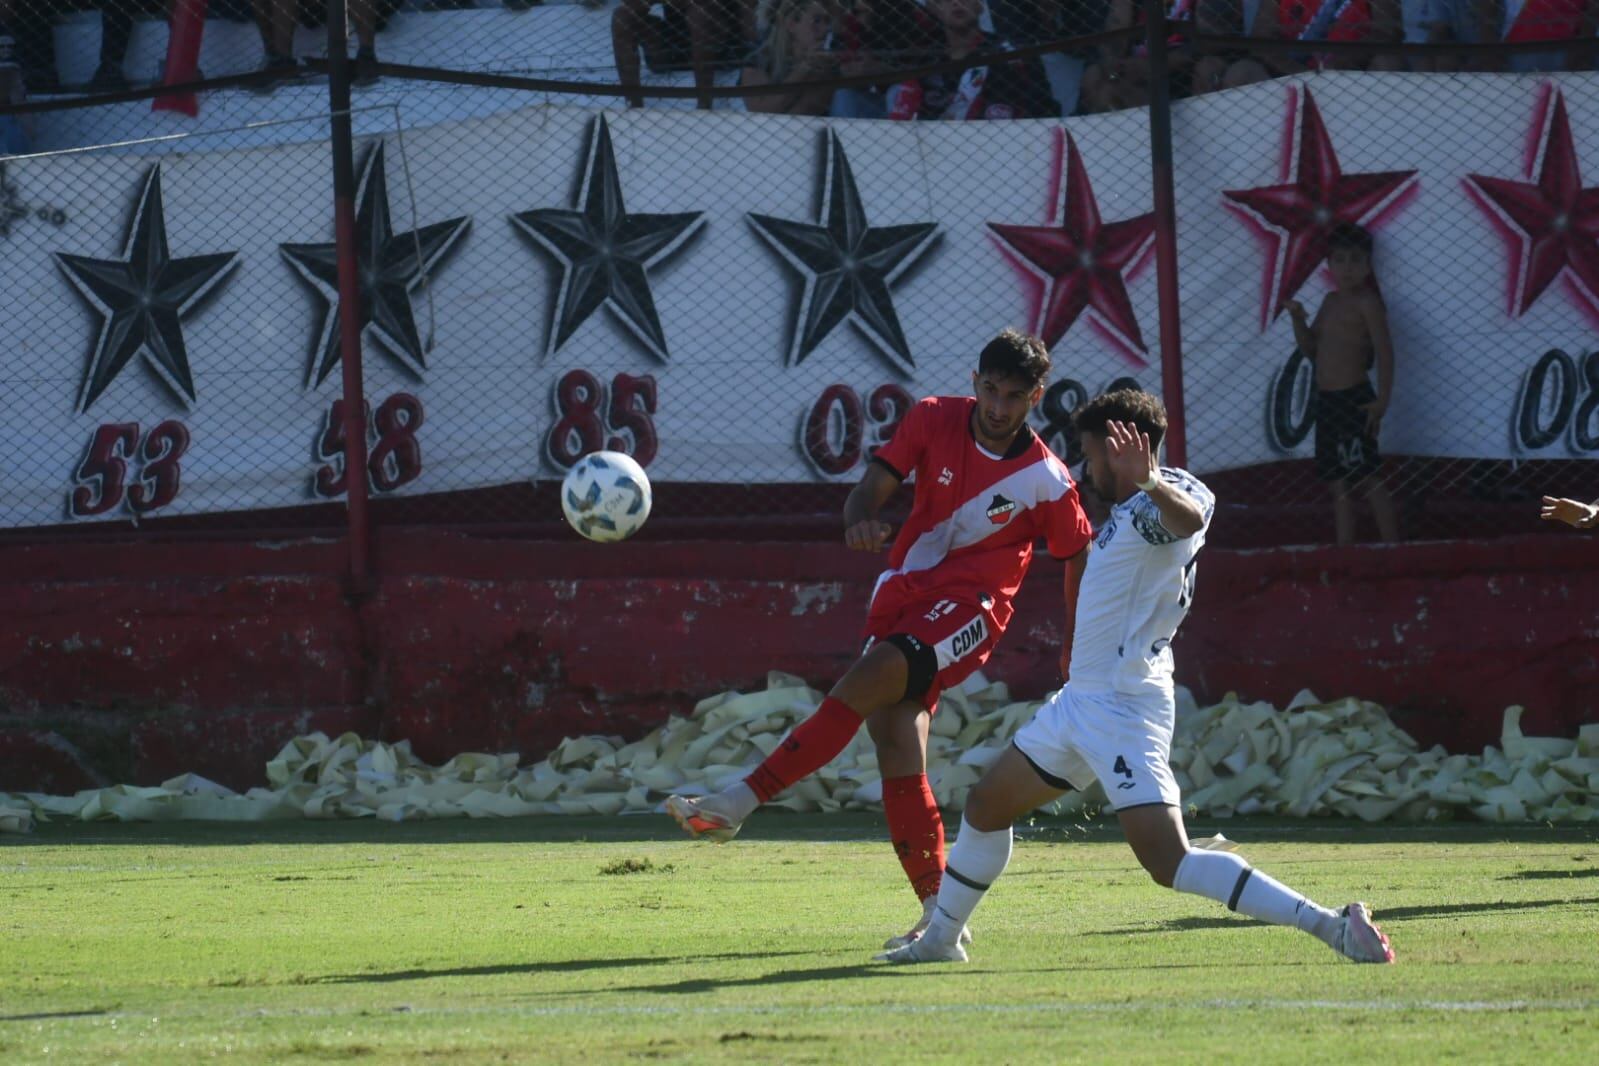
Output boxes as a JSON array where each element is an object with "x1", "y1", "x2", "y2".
[{"x1": 3, "y1": 815, "x2": 1598, "y2": 1064}]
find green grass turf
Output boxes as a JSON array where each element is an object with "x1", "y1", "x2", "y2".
[{"x1": 3, "y1": 815, "x2": 1598, "y2": 1064}]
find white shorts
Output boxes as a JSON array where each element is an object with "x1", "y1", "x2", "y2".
[{"x1": 1011, "y1": 686, "x2": 1181, "y2": 811}]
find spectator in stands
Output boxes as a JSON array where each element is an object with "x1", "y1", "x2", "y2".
[
  {"x1": 1081, "y1": 0, "x2": 1178, "y2": 112},
  {"x1": 1188, "y1": 0, "x2": 1273, "y2": 92},
  {"x1": 1237, "y1": 0, "x2": 1408, "y2": 76},
  {"x1": 1, "y1": 16, "x2": 30, "y2": 148},
  {"x1": 1540, "y1": 494, "x2": 1599, "y2": 528},
  {"x1": 830, "y1": 0, "x2": 937, "y2": 117},
  {"x1": 5, "y1": 0, "x2": 58, "y2": 91},
  {"x1": 740, "y1": 0, "x2": 837, "y2": 113},
  {"x1": 613, "y1": 0, "x2": 757, "y2": 109},
  {"x1": 988, "y1": 0, "x2": 1050, "y2": 43},
  {"x1": 351, "y1": 0, "x2": 381, "y2": 86},
  {"x1": 251, "y1": 0, "x2": 300, "y2": 90},
  {"x1": 85, "y1": 0, "x2": 145, "y2": 91},
  {"x1": 885, "y1": 0, "x2": 1058, "y2": 119},
  {"x1": 1448, "y1": 0, "x2": 1597, "y2": 72},
  {"x1": 1081, "y1": 0, "x2": 1278, "y2": 112}
]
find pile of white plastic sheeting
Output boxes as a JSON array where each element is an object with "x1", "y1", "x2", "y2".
[{"x1": 3, "y1": 672, "x2": 1594, "y2": 832}]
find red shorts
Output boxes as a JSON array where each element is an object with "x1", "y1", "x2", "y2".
[{"x1": 862, "y1": 595, "x2": 1005, "y2": 712}]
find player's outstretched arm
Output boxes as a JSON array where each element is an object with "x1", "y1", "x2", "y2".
[
  {"x1": 1106, "y1": 420, "x2": 1205, "y2": 538},
  {"x1": 843, "y1": 461, "x2": 903, "y2": 551},
  {"x1": 1540, "y1": 496, "x2": 1599, "y2": 529}
]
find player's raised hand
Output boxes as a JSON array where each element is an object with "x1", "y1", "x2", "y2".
[
  {"x1": 845, "y1": 519, "x2": 894, "y2": 552},
  {"x1": 1540, "y1": 496, "x2": 1599, "y2": 528},
  {"x1": 1105, "y1": 419, "x2": 1157, "y2": 489}
]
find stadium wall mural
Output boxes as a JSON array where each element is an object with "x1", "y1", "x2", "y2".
[{"x1": 3, "y1": 73, "x2": 1598, "y2": 527}]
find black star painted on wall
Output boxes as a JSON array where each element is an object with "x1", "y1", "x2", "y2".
[
  {"x1": 55, "y1": 165, "x2": 238, "y2": 412},
  {"x1": 281, "y1": 142, "x2": 471, "y2": 388},
  {"x1": 747, "y1": 129, "x2": 938, "y2": 376},
  {"x1": 512, "y1": 114, "x2": 705, "y2": 363}
]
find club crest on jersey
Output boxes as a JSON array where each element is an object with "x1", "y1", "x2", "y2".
[{"x1": 985, "y1": 494, "x2": 1016, "y2": 526}]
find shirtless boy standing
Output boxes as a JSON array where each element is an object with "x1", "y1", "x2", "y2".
[{"x1": 1287, "y1": 223, "x2": 1400, "y2": 545}]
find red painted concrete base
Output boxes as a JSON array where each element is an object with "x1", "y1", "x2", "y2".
[{"x1": 1, "y1": 531, "x2": 1594, "y2": 792}]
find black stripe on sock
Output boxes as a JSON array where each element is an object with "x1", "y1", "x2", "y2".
[
  {"x1": 1227, "y1": 867, "x2": 1254, "y2": 912},
  {"x1": 944, "y1": 863, "x2": 990, "y2": 892}
]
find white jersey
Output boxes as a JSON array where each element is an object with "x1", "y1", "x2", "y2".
[{"x1": 1066, "y1": 467, "x2": 1214, "y2": 700}]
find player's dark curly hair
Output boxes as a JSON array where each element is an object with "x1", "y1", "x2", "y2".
[
  {"x1": 978, "y1": 329, "x2": 1051, "y2": 388},
  {"x1": 1074, "y1": 388, "x2": 1167, "y2": 451}
]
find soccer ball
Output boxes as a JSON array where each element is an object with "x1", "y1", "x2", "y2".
[{"x1": 560, "y1": 450, "x2": 652, "y2": 543}]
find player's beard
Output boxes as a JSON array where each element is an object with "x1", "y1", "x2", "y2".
[{"x1": 978, "y1": 410, "x2": 1023, "y2": 448}]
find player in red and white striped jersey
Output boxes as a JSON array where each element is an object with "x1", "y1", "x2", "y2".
[{"x1": 668, "y1": 330, "x2": 1093, "y2": 948}]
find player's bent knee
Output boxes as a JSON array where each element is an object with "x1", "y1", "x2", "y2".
[
  {"x1": 1143, "y1": 854, "x2": 1181, "y2": 889},
  {"x1": 865, "y1": 705, "x2": 926, "y2": 766},
  {"x1": 962, "y1": 777, "x2": 1018, "y2": 833},
  {"x1": 1120, "y1": 805, "x2": 1188, "y2": 888}
]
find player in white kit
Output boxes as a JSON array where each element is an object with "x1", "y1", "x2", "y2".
[{"x1": 878, "y1": 388, "x2": 1394, "y2": 965}]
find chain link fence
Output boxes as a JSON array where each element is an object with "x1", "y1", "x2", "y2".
[{"x1": 2, "y1": 0, "x2": 1597, "y2": 549}]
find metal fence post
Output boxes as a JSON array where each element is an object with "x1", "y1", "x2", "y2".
[
  {"x1": 327, "y1": 0, "x2": 373, "y2": 585},
  {"x1": 1143, "y1": 0, "x2": 1188, "y2": 468}
]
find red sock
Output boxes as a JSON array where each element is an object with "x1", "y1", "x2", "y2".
[
  {"x1": 883, "y1": 773, "x2": 945, "y2": 899},
  {"x1": 745, "y1": 697, "x2": 863, "y2": 802}
]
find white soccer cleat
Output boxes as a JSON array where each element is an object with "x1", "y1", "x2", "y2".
[
  {"x1": 875, "y1": 935, "x2": 969, "y2": 964},
  {"x1": 882, "y1": 894, "x2": 972, "y2": 950},
  {"x1": 664, "y1": 794, "x2": 742, "y2": 843},
  {"x1": 1334, "y1": 902, "x2": 1395, "y2": 964}
]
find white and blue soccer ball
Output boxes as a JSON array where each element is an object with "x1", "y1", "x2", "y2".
[{"x1": 560, "y1": 450, "x2": 652, "y2": 543}]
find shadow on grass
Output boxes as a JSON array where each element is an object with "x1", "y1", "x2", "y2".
[
  {"x1": 610, "y1": 961, "x2": 903, "y2": 994},
  {"x1": 1086, "y1": 895, "x2": 1599, "y2": 935},
  {"x1": 312, "y1": 950, "x2": 815, "y2": 985},
  {"x1": 603, "y1": 955, "x2": 1298, "y2": 995},
  {"x1": 1503, "y1": 867, "x2": 1599, "y2": 881},
  {"x1": 0, "y1": 1010, "x2": 107, "y2": 1023}
]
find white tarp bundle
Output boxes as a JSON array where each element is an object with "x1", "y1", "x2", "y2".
[{"x1": 3, "y1": 672, "x2": 1594, "y2": 833}]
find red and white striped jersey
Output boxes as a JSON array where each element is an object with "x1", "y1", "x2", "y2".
[{"x1": 869, "y1": 396, "x2": 1092, "y2": 632}]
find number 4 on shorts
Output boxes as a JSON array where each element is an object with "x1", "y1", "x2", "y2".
[{"x1": 1113, "y1": 756, "x2": 1133, "y2": 780}]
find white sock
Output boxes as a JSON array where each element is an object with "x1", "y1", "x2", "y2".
[
  {"x1": 707, "y1": 781, "x2": 759, "y2": 823},
  {"x1": 921, "y1": 817, "x2": 1013, "y2": 947},
  {"x1": 1173, "y1": 849, "x2": 1342, "y2": 946}
]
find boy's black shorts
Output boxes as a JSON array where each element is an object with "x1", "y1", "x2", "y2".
[{"x1": 1315, "y1": 382, "x2": 1382, "y2": 485}]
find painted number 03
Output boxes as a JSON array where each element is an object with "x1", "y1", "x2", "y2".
[
  {"x1": 802, "y1": 384, "x2": 913, "y2": 475},
  {"x1": 1514, "y1": 349, "x2": 1599, "y2": 453},
  {"x1": 69, "y1": 421, "x2": 190, "y2": 518}
]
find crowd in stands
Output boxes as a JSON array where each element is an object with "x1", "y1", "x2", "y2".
[{"x1": 0, "y1": 0, "x2": 1593, "y2": 118}]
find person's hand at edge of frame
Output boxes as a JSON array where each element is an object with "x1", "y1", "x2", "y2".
[
  {"x1": 1540, "y1": 496, "x2": 1599, "y2": 529},
  {"x1": 845, "y1": 519, "x2": 894, "y2": 551}
]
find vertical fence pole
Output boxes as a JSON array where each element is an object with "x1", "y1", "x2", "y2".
[
  {"x1": 1142, "y1": 0, "x2": 1188, "y2": 468},
  {"x1": 327, "y1": 0, "x2": 372, "y2": 585}
]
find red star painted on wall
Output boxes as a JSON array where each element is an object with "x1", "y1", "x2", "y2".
[
  {"x1": 1467, "y1": 87, "x2": 1599, "y2": 319},
  {"x1": 988, "y1": 130, "x2": 1155, "y2": 364},
  {"x1": 1224, "y1": 88, "x2": 1417, "y2": 328}
]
